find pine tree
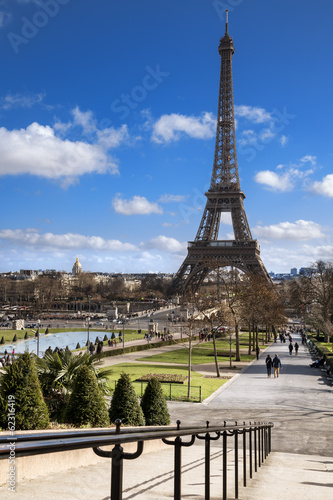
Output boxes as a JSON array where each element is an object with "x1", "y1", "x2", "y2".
[
  {"x1": 109, "y1": 373, "x2": 144, "y2": 426},
  {"x1": 140, "y1": 377, "x2": 170, "y2": 426},
  {"x1": 0, "y1": 352, "x2": 49, "y2": 430},
  {"x1": 65, "y1": 365, "x2": 110, "y2": 427}
]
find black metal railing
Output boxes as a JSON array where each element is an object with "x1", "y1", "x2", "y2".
[{"x1": 0, "y1": 419, "x2": 273, "y2": 500}]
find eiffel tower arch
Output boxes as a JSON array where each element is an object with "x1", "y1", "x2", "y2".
[{"x1": 173, "y1": 11, "x2": 270, "y2": 294}]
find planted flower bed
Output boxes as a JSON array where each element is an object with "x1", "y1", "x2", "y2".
[{"x1": 135, "y1": 373, "x2": 188, "y2": 384}]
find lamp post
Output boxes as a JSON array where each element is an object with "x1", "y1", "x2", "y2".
[
  {"x1": 122, "y1": 322, "x2": 125, "y2": 349},
  {"x1": 87, "y1": 317, "x2": 90, "y2": 352}
]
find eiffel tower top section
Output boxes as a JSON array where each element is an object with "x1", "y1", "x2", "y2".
[{"x1": 210, "y1": 10, "x2": 238, "y2": 194}]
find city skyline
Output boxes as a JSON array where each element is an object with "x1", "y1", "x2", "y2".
[{"x1": 0, "y1": 0, "x2": 332, "y2": 274}]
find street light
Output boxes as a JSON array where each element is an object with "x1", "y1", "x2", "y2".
[{"x1": 87, "y1": 317, "x2": 90, "y2": 352}]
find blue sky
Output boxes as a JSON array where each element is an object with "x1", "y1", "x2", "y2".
[{"x1": 0, "y1": 0, "x2": 332, "y2": 274}]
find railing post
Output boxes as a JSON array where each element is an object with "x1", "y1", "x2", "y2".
[
  {"x1": 111, "y1": 444, "x2": 123, "y2": 500},
  {"x1": 234, "y1": 422, "x2": 239, "y2": 500},
  {"x1": 243, "y1": 422, "x2": 246, "y2": 487},
  {"x1": 254, "y1": 423, "x2": 257, "y2": 472},
  {"x1": 162, "y1": 420, "x2": 196, "y2": 500},
  {"x1": 258, "y1": 423, "x2": 261, "y2": 468},
  {"x1": 222, "y1": 421, "x2": 227, "y2": 500},
  {"x1": 261, "y1": 426, "x2": 264, "y2": 463},
  {"x1": 249, "y1": 423, "x2": 252, "y2": 479},
  {"x1": 197, "y1": 420, "x2": 221, "y2": 500},
  {"x1": 174, "y1": 436, "x2": 182, "y2": 500}
]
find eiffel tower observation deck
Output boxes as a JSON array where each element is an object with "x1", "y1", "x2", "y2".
[{"x1": 173, "y1": 11, "x2": 270, "y2": 294}]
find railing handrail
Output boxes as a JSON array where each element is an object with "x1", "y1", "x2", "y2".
[{"x1": 0, "y1": 421, "x2": 273, "y2": 459}]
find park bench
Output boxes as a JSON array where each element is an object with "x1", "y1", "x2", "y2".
[{"x1": 320, "y1": 362, "x2": 333, "y2": 385}]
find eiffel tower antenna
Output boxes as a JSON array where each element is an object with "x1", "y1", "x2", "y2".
[
  {"x1": 225, "y1": 9, "x2": 229, "y2": 34},
  {"x1": 173, "y1": 17, "x2": 270, "y2": 294}
]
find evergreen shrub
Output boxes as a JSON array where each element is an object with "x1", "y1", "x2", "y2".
[
  {"x1": 0, "y1": 352, "x2": 49, "y2": 430},
  {"x1": 141, "y1": 377, "x2": 170, "y2": 426},
  {"x1": 65, "y1": 365, "x2": 109, "y2": 427},
  {"x1": 109, "y1": 373, "x2": 144, "y2": 426}
]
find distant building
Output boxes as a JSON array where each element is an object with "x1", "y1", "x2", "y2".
[
  {"x1": 290, "y1": 268, "x2": 297, "y2": 275},
  {"x1": 72, "y1": 257, "x2": 82, "y2": 275}
]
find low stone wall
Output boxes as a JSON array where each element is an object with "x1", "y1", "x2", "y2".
[{"x1": 0, "y1": 430, "x2": 168, "y2": 486}]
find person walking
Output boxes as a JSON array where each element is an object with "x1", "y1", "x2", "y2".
[
  {"x1": 288, "y1": 342, "x2": 293, "y2": 355},
  {"x1": 294, "y1": 342, "x2": 299, "y2": 355},
  {"x1": 272, "y1": 354, "x2": 282, "y2": 378},
  {"x1": 265, "y1": 354, "x2": 273, "y2": 377}
]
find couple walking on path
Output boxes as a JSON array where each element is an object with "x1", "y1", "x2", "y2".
[
  {"x1": 265, "y1": 353, "x2": 282, "y2": 378},
  {"x1": 288, "y1": 342, "x2": 299, "y2": 355}
]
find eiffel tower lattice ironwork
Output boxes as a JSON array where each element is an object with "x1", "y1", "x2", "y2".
[{"x1": 173, "y1": 12, "x2": 270, "y2": 294}]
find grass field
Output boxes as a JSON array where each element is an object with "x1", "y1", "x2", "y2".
[
  {"x1": 107, "y1": 363, "x2": 227, "y2": 401},
  {"x1": 136, "y1": 346, "x2": 256, "y2": 365}
]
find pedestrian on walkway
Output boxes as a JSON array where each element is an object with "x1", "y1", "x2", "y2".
[
  {"x1": 272, "y1": 354, "x2": 282, "y2": 378},
  {"x1": 265, "y1": 354, "x2": 273, "y2": 377},
  {"x1": 256, "y1": 345, "x2": 260, "y2": 360},
  {"x1": 288, "y1": 343, "x2": 293, "y2": 355},
  {"x1": 294, "y1": 342, "x2": 299, "y2": 355}
]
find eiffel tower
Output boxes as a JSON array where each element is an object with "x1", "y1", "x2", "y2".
[{"x1": 173, "y1": 11, "x2": 270, "y2": 294}]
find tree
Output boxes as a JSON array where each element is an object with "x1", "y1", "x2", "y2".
[
  {"x1": 109, "y1": 373, "x2": 144, "y2": 426},
  {"x1": 65, "y1": 365, "x2": 110, "y2": 427},
  {"x1": 288, "y1": 260, "x2": 333, "y2": 342},
  {"x1": 140, "y1": 377, "x2": 170, "y2": 425},
  {"x1": 0, "y1": 352, "x2": 49, "y2": 430}
]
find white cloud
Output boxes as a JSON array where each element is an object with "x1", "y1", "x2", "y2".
[
  {"x1": 112, "y1": 195, "x2": 163, "y2": 215},
  {"x1": 310, "y1": 174, "x2": 333, "y2": 197},
  {"x1": 259, "y1": 128, "x2": 276, "y2": 142},
  {"x1": 151, "y1": 112, "x2": 215, "y2": 143},
  {"x1": 141, "y1": 235, "x2": 186, "y2": 253},
  {"x1": 158, "y1": 194, "x2": 187, "y2": 203},
  {"x1": 254, "y1": 170, "x2": 292, "y2": 191},
  {"x1": 0, "y1": 92, "x2": 45, "y2": 110},
  {"x1": 301, "y1": 155, "x2": 317, "y2": 166},
  {"x1": 71, "y1": 106, "x2": 96, "y2": 134},
  {"x1": 254, "y1": 156, "x2": 316, "y2": 192},
  {"x1": 0, "y1": 229, "x2": 136, "y2": 251},
  {"x1": 96, "y1": 125, "x2": 129, "y2": 150},
  {"x1": 280, "y1": 135, "x2": 288, "y2": 147},
  {"x1": 253, "y1": 220, "x2": 325, "y2": 241},
  {"x1": 261, "y1": 244, "x2": 333, "y2": 274},
  {"x1": 0, "y1": 122, "x2": 119, "y2": 183},
  {"x1": 234, "y1": 105, "x2": 271, "y2": 123}
]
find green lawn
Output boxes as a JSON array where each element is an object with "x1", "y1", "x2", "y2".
[
  {"x1": 136, "y1": 346, "x2": 256, "y2": 365},
  {"x1": 322, "y1": 343, "x2": 333, "y2": 353},
  {"x1": 107, "y1": 363, "x2": 227, "y2": 401}
]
